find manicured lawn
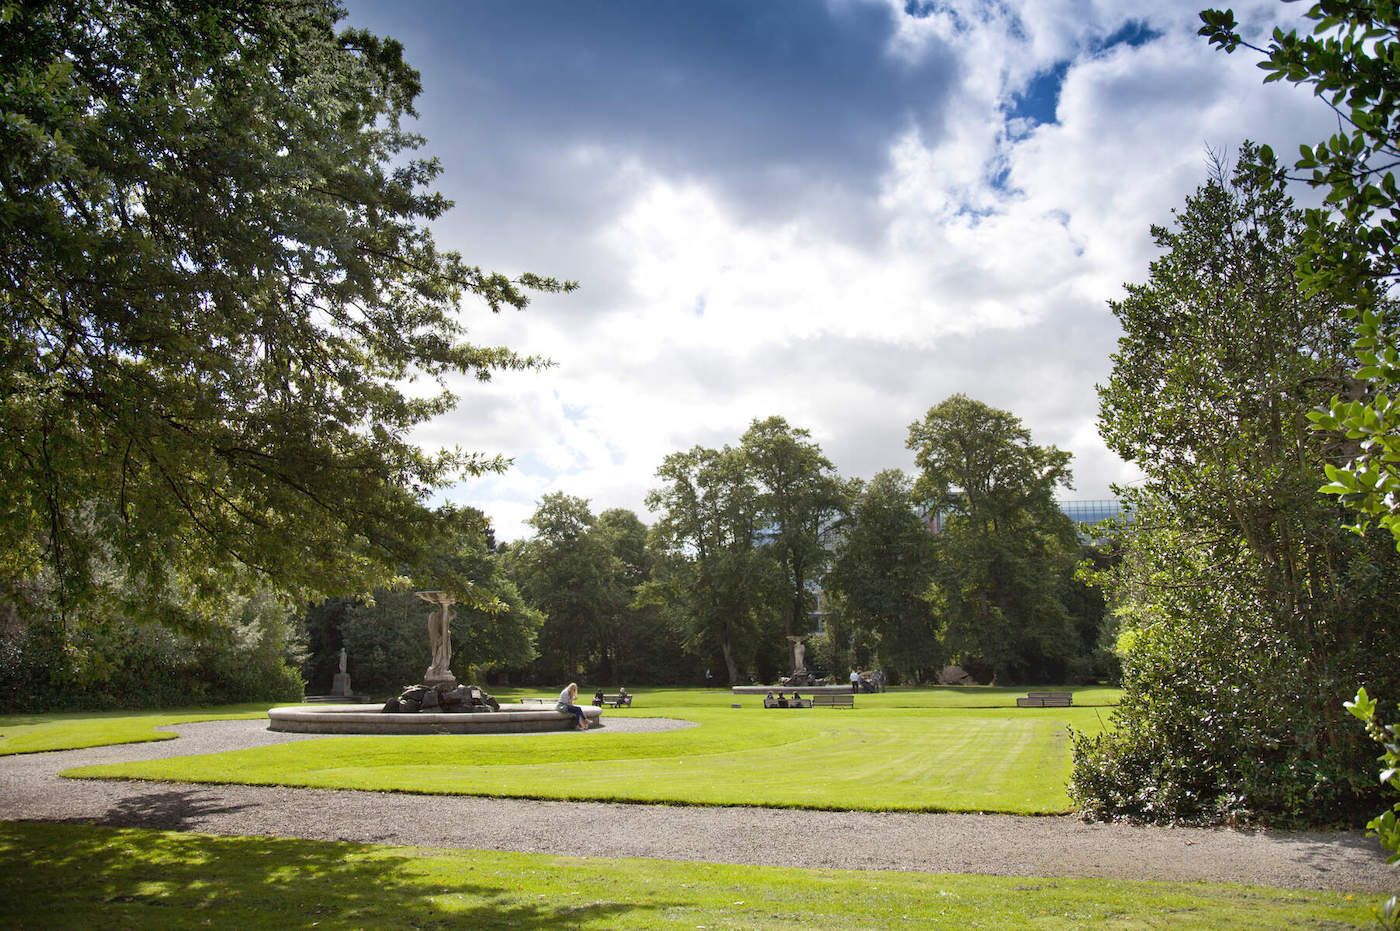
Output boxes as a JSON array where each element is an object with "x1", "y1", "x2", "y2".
[
  {"x1": 0, "y1": 704, "x2": 275, "y2": 756},
  {"x1": 0, "y1": 821, "x2": 1378, "y2": 929},
  {"x1": 66, "y1": 687, "x2": 1114, "y2": 814},
  {"x1": 497, "y1": 683, "x2": 1124, "y2": 709}
]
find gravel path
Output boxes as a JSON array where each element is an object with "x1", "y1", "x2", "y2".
[{"x1": 1, "y1": 718, "x2": 1393, "y2": 893}]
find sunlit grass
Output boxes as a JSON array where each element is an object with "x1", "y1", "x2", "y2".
[
  {"x1": 495, "y1": 683, "x2": 1124, "y2": 710},
  {"x1": 67, "y1": 688, "x2": 1115, "y2": 813},
  {"x1": 0, "y1": 704, "x2": 275, "y2": 756},
  {"x1": 0, "y1": 821, "x2": 1378, "y2": 930}
]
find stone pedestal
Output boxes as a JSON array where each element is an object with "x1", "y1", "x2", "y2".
[
  {"x1": 422, "y1": 672, "x2": 458, "y2": 690},
  {"x1": 331, "y1": 672, "x2": 352, "y2": 697}
]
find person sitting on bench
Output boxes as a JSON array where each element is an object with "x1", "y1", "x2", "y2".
[
  {"x1": 777, "y1": 691, "x2": 789, "y2": 708},
  {"x1": 791, "y1": 691, "x2": 803, "y2": 706},
  {"x1": 592, "y1": 688, "x2": 606, "y2": 707}
]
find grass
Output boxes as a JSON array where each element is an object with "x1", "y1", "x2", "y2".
[
  {"x1": 0, "y1": 821, "x2": 1379, "y2": 929},
  {"x1": 0, "y1": 703, "x2": 276, "y2": 756},
  {"x1": 64, "y1": 686, "x2": 1116, "y2": 814}
]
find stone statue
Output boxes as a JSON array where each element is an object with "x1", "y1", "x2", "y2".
[
  {"x1": 415, "y1": 590, "x2": 458, "y2": 687},
  {"x1": 787, "y1": 635, "x2": 806, "y2": 674},
  {"x1": 331, "y1": 647, "x2": 352, "y2": 697}
]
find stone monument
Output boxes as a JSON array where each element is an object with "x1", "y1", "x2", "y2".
[
  {"x1": 780, "y1": 635, "x2": 820, "y2": 687},
  {"x1": 415, "y1": 590, "x2": 458, "y2": 689},
  {"x1": 787, "y1": 635, "x2": 806, "y2": 676},
  {"x1": 331, "y1": 647, "x2": 352, "y2": 697}
]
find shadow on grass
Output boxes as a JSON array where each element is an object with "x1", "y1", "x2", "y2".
[{"x1": 0, "y1": 820, "x2": 671, "y2": 929}]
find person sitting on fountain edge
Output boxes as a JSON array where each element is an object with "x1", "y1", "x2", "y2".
[{"x1": 557, "y1": 682, "x2": 589, "y2": 730}]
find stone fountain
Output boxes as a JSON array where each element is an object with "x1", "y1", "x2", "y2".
[{"x1": 268, "y1": 590, "x2": 602, "y2": 734}]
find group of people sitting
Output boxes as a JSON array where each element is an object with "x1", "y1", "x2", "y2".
[
  {"x1": 762, "y1": 690, "x2": 808, "y2": 708},
  {"x1": 591, "y1": 687, "x2": 630, "y2": 707}
]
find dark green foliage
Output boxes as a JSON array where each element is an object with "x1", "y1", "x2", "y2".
[
  {"x1": 594, "y1": 508, "x2": 693, "y2": 684},
  {"x1": 507, "y1": 494, "x2": 623, "y2": 683},
  {"x1": 646, "y1": 444, "x2": 783, "y2": 685},
  {"x1": 907, "y1": 395, "x2": 1086, "y2": 684},
  {"x1": 304, "y1": 509, "x2": 539, "y2": 695},
  {"x1": 0, "y1": 0, "x2": 571, "y2": 618},
  {"x1": 0, "y1": 588, "x2": 303, "y2": 711},
  {"x1": 499, "y1": 498, "x2": 684, "y2": 685},
  {"x1": 739, "y1": 417, "x2": 851, "y2": 643},
  {"x1": 1070, "y1": 153, "x2": 1400, "y2": 826},
  {"x1": 827, "y1": 470, "x2": 941, "y2": 683},
  {"x1": 1199, "y1": 9, "x2": 1399, "y2": 551},
  {"x1": 299, "y1": 597, "x2": 354, "y2": 695}
]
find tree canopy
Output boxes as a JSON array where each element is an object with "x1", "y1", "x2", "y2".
[
  {"x1": 1070, "y1": 151, "x2": 1400, "y2": 826},
  {"x1": 907, "y1": 395, "x2": 1080, "y2": 683},
  {"x1": 827, "y1": 469, "x2": 940, "y2": 683},
  {"x1": 0, "y1": 0, "x2": 571, "y2": 618},
  {"x1": 1201, "y1": 1, "x2": 1400, "y2": 547},
  {"x1": 739, "y1": 416, "x2": 850, "y2": 643},
  {"x1": 509, "y1": 493, "x2": 624, "y2": 682},
  {"x1": 646, "y1": 444, "x2": 780, "y2": 685}
]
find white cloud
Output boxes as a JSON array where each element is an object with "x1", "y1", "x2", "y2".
[{"x1": 418, "y1": 0, "x2": 1338, "y2": 541}]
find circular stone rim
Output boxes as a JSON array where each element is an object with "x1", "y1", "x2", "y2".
[{"x1": 267, "y1": 703, "x2": 603, "y2": 734}]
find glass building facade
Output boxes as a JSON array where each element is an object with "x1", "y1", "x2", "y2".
[{"x1": 1057, "y1": 499, "x2": 1127, "y2": 526}]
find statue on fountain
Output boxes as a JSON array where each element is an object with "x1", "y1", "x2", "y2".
[
  {"x1": 415, "y1": 590, "x2": 458, "y2": 688},
  {"x1": 780, "y1": 635, "x2": 820, "y2": 687}
]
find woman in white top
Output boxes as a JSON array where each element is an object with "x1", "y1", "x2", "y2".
[{"x1": 557, "y1": 682, "x2": 589, "y2": 730}]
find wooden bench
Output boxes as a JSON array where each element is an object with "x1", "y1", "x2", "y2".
[
  {"x1": 1016, "y1": 691, "x2": 1073, "y2": 708},
  {"x1": 810, "y1": 693, "x2": 854, "y2": 708},
  {"x1": 521, "y1": 697, "x2": 550, "y2": 706},
  {"x1": 601, "y1": 693, "x2": 632, "y2": 708}
]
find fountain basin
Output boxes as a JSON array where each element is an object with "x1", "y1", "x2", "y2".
[{"x1": 268, "y1": 702, "x2": 603, "y2": 735}]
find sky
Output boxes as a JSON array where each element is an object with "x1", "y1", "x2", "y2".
[{"x1": 343, "y1": 0, "x2": 1335, "y2": 542}]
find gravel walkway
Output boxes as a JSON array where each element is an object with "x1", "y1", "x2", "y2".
[{"x1": 1, "y1": 718, "x2": 1394, "y2": 893}]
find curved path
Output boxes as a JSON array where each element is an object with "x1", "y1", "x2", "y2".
[{"x1": 0, "y1": 719, "x2": 1393, "y2": 893}]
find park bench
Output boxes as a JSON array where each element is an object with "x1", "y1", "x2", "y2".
[
  {"x1": 520, "y1": 697, "x2": 550, "y2": 706},
  {"x1": 763, "y1": 697, "x2": 812, "y2": 708},
  {"x1": 810, "y1": 693, "x2": 854, "y2": 708},
  {"x1": 601, "y1": 693, "x2": 633, "y2": 708},
  {"x1": 1016, "y1": 691, "x2": 1073, "y2": 708}
]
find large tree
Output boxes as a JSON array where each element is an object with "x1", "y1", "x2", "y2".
[
  {"x1": 645, "y1": 445, "x2": 780, "y2": 685},
  {"x1": 1202, "y1": 2, "x2": 1400, "y2": 548},
  {"x1": 509, "y1": 494, "x2": 620, "y2": 682},
  {"x1": 907, "y1": 395, "x2": 1080, "y2": 683},
  {"x1": 827, "y1": 469, "x2": 940, "y2": 683},
  {"x1": 1070, "y1": 151, "x2": 1400, "y2": 826},
  {"x1": 0, "y1": 1, "x2": 570, "y2": 621},
  {"x1": 592, "y1": 507, "x2": 686, "y2": 684},
  {"x1": 739, "y1": 416, "x2": 850, "y2": 655}
]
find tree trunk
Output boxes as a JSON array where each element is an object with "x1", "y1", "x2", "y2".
[{"x1": 720, "y1": 638, "x2": 740, "y2": 685}]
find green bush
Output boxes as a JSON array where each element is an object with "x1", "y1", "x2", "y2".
[
  {"x1": 0, "y1": 590, "x2": 303, "y2": 712},
  {"x1": 1346, "y1": 688, "x2": 1400, "y2": 927},
  {"x1": 1069, "y1": 513, "x2": 1395, "y2": 826}
]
